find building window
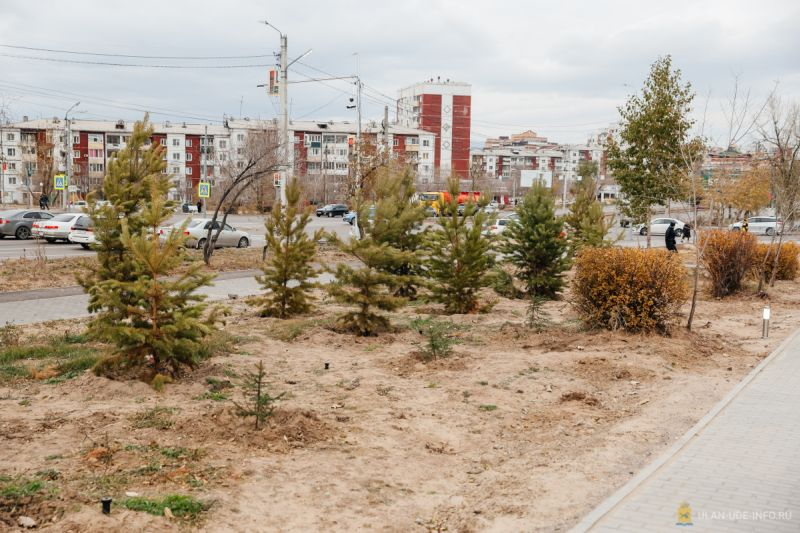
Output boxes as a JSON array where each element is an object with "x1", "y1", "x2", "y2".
[
  {"x1": 172, "y1": 166, "x2": 181, "y2": 174},
  {"x1": 8, "y1": 176, "x2": 16, "y2": 185},
  {"x1": 423, "y1": 139, "x2": 430, "y2": 147},
  {"x1": 335, "y1": 135, "x2": 347, "y2": 143},
  {"x1": 6, "y1": 148, "x2": 15, "y2": 156},
  {"x1": 309, "y1": 148, "x2": 320, "y2": 156},
  {"x1": 393, "y1": 139, "x2": 399, "y2": 147},
  {"x1": 6, "y1": 133, "x2": 14, "y2": 141},
  {"x1": 25, "y1": 162, "x2": 36, "y2": 173},
  {"x1": 237, "y1": 134, "x2": 244, "y2": 142},
  {"x1": 89, "y1": 163, "x2": 104, "y2": 172},
  {"x1": 422, "y1": 152, "x2": 429, "y2": 160},
  {"x1": 323, "y1": 135, "x2": 335, "y2": 143},
  {"x1": 187, "y1": 153, "x2": 193, "y2": 161},
  {"x1": 107, "y1": 135, "x2": 120, "y2": 145},
  {"x1": 172, "y1": 153, "x2": 181, "y2": 161},
  {"x1": 90, "y1": 135, "x2": 102, "y2": 143},
  {"x1": 186, "y1": 167, "x2": 192, "y2": 175},
  {"x1": 72, "y1": 135, "x2": 80, "y2": 144},
  {"x1": 185, "y1": 139, "x2": 192, "y2": 147},
  {"x1": 89, "y1": 149, "x2": 103, "y2": 158},
  {"x1": 219, "y1": 153, "x2": 227, "y2": 161},
  {"x1": 8, "y1": 162, "x2": 16, "y2": 170},
  {"x1": 219, "y1": 140, "x2": 227, "y2": 149},
  {"x1": 172, "y1": 138, "x2": 180, "y2": 146}
]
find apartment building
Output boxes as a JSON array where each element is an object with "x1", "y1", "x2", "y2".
[
  {"x1": 397, "y1": 79, "x2": 471, "y2": 179},
  {"x1": 0, "y1": 117, "x2": 434, "y2": 205}
]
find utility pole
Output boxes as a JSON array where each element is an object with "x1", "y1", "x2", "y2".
[
  {"x1": 64, "y1": 101, "x2": 80, "y2": 211},
  {"x1": 0, "y1": 123, "x2": 5, "y2": 205},
  {"x1": 279, "y1": 33, "x2": 289, "y2": 206},
  {"x1": 383, "y1": 105, "x2": 389, "y2": 155}
]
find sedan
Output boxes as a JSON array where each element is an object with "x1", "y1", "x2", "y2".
[
  {"x1": 160, "y1": 218, "x2": 251, "y2": 249},
  {"x1": 32, "y1": 213, "x2": 83, "y2": 242},
  {"x1": 316, "y1": 204, "x2": 348, "y2": 217},
  {"x1": 0, "y1": 209, "x2": 55, "y2": 239},
  {"x1": 635, "y1": 217, "x2": 685, "y2": 237},
  {"x1": 730, "y1": 216, "x2": 783, "y2": 236},
  {"x1": 68, "y1": 216, "x2": 96, "y2": 250}
]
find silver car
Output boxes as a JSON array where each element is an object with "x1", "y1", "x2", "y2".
[
  {"x1": 0, "y1": 209, "x2": 55, "y2": 240},
  {"x1": 161, "y1": 218, "x2": 251, "y2": 249}
]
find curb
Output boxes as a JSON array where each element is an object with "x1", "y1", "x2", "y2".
[{"x1": 571, "y1": 324, "x2": 800, "y2": 532}]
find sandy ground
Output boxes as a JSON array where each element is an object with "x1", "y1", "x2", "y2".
[{"x1": 1, "y1": 273, "x2": 798, "y2": 532}]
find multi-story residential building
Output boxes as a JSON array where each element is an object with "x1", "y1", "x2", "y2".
[
  {"x1": 484, "y1": 130, "x2": 552, "y2": 150},
  {"x1": 0, "y1": 117, "x2": 434, "y2": 205},
  {"x1": 397, "y1": 79, "x2": 471, "y2": 179}
]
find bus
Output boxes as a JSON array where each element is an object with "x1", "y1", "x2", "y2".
[{"x1": 419, "y1": 191, "x2": 483, "y2": 215}]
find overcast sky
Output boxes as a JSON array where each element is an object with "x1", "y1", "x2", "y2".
[{"x1": 0, "y1": 0, "x2": 797, "y2": 148}]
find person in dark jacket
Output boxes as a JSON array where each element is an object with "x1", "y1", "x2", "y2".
[
  {"x1": 196, "y1": 200, "x2": 203, "y2": 214},
  {"x1": 665, "y1": 221, "x2": 678, "y2": 252},
  {"x1": 681, "y1": 223, "x2": 692, "y2": 243}
]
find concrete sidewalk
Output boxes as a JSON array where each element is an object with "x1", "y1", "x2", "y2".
[
  {"x1": 0, "y1": 270, "x2": 325, "y2": 325},
  {"x1": 573, "y1": 328, "x2": 800, "y2": 532}
]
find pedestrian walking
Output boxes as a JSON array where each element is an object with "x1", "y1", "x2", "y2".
[
  {"x1": 196, "y1": 200, "x2": 203, "y2": 214},
  {"x1": 665, "y1": 221, "x2": 678, "y2": 252},
  {"x1": 681, "y1": 223, "x2": 692, "y2": 243}
]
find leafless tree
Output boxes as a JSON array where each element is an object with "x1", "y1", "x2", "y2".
[
  {"x1": 757, "y1": 92, "x2": 800, "y2": 290},
  {"x1": 201, "y1": 129, "x2": 280, "y2": 265}
]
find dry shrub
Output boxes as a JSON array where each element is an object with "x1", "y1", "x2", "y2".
[
  {"x1": 754, "y1": 242, "x2": 800, "y2": 281},
  {"x1": 700, "y1": 230, "x2": 757, "y2": 297},
  {"x1": 573, "y1": 248, "x2": 688, "y2": 333}
]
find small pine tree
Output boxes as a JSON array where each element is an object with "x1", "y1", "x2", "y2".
[
  {"x1": 92, "y1": 180, "x2": 220, "y2": 377},
  {"x1": 563, "y1": 177, "x2": 612, "y2": 251},
  {"x1": 327, "y1": 193, "x2": 414, "y2": 336},
  {"x1": 79, "y1": 115, "x2": 168, "y2": 328},
  {"x1": 500, "y1": 184, "x2": 571, "y2": 304},
  {"x1": 369, "y1": 164, "x2": 427, "y2": 298},
  {"x1": 423, "y1": 177, "x2": 494, "y2": 314},
  {"x1": 233, "y1": 360, "x2": 285, "y2": 430},
  {"x1": 253, "y1": 179, "x2": 321, "y2": 318}
]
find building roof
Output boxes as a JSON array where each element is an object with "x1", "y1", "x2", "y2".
[
  {"x1": 287, "y1": 120, "x2": 432, "y2": 137},
  {"x1": 5, "y1": 118, "x2": 230, "y2": 136}
]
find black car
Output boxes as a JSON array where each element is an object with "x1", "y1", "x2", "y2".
[{"x1": 316, "y1": 204, "x2": 349, "y2": 217}]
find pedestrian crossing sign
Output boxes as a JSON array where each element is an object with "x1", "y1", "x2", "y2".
[
  {"x1": 54, "y1": 174, "x2": 66, "y2": 190},
  {"x1": 198, "y1": 182, "x2": 211, "y2": 198}
]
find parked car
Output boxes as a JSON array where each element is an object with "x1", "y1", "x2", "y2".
[
  {"x1": 160, "y1": 218, "x2": 251, "y2": 249},
  {"x1": 181, "y1": 202, "x2": 199, "y2": 213},
  {"x1": 484, "y1": 217, "x2": 515, "y2": 235},
  {"x1": 32, "y1": 213, "x2": 83, "y2": 242},
  {"x1": 68, "y1": 216, "x2": 96, "y2": 249},
  {"x1": 67, "y1": 200, "x2": 88, "y2": 212},
  {"x1": 343, "y1": 206, "x2": 376, "y2": 225},
  {"x1": 635, "y1": 217, "x2": 685, "y2": 237},
  {"x1": 316, "y1": 204, "x2": 349, "y2": 217},
  {"x1": 423, "y1": 206, "x2": 438, "y2": 218},
  {"x1": 730, "y1": 216, "x2": 783, "y2": 236},
  {"x1": 484, "y1": 201, "x2": 499, "y2": 214},
  {"x1": 0, "y1": 209, "x2": 55, "y2": 240}
]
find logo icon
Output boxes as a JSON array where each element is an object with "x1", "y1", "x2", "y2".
[{"x1": 676, "y1": 502, "x2": 693, "y2": 526}]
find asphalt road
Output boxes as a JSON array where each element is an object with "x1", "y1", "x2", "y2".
[
  {"x1": 0, "y1": 212, "x2": 356, "y2": 260},
  {"x1": 0, "y1": 209, "x2": 796, "y2": 260}
]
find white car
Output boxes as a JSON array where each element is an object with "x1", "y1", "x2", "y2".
[
  {"x1": 730, "y1": 216, "x2": 783, "y2": 236},
  {"x1": 32, "y1": 213, "x2": 83, "y2": 242},
  {"x1": 484, "y1": 213, "x2": 517, "y2": 235},
  {"x1": 68, "y1": 215, "x2": 96, "y2": 249},
  {"x1": 67, "y1": 201, "x2": 88, "y2": 212},
  {"x1": 635, "y1": 217, "x2": 685, "y2": 237},
  {"x1": 160, "y1": 218, "x2": 251, "y2": 249}
]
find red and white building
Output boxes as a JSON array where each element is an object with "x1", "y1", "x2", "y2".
[{"x1": 397, "y1": 79, "x2": 472, "y2": 180}]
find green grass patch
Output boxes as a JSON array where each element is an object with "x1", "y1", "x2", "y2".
[
  {"x1": 0, "y1": 333, "x2": 104, "y2": 383},
  {"x1": 123, "y1": 494, "x2": 205, "y2": 519},
  {"x1": 131, "y1": 406, "x2": 177, "y2": 430},
  {"x1": 0, "y1": 478, "x2": 43, "y2": 499},
  {"x1": 196, "y1": 391, "x2": 229, "y2": 401},
  {"x1": 195, "y1": 331, "x2": 238, "y2": 361},
  {"x1": 160, "y1": 447, "x2": 190, "y2": 460},
  {"x1": 478, "y1": 404, "x2": 498, "y2": 412}
]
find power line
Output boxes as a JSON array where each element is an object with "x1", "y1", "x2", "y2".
[
  {"x1": 0, "y1": 43, "x2": 273, "y2": 60},
  {"x1": 0, "y1": 52, "x2": 273, "y2": 69}
]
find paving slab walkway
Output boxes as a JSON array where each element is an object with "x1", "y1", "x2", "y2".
[{"x1": 573, "y1": 327, "x2": 800, "y2": 532}]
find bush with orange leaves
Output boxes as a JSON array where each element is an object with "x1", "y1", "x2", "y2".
[
  {"x1": 699, "y1": 230, "x2": 757, "y2": 297},
  {"x1": 573, "y1": 248, "x2": 688, "y2": 333},
  {"x1": 754, "y1": 242, "x2": 800, "y2": 281}
]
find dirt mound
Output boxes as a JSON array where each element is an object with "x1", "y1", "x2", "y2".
[
  {"x1": 176, "y1": 407, "x2": 336, "y2": 451},
  {"x1": 388, "y1": 350, "x2": 469, "y2": 377},
  {"x1": 560, "y1": 391, "x2": 602, "y2": 406},
  {"x1": 0, "y1": 497, "x2": 65, "y2": 530}
]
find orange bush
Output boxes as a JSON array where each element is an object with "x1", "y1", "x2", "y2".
[
  {"x1": 754, "y1": 242, "x2": 800, "y2": 281},
  {"x1": 573, "y1": 248, "x2": 688, "y2": 333},
  {"x1": 699, "y1": 230, "x2": 757, "y2": 297}
]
